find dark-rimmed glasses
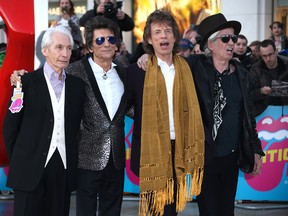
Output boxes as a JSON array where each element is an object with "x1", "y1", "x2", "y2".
[
  {"x1": 95, "y1": 36, "x2": 117, "y2": 46},
  {"x1": 261, "y1": 52, "x2": 275, "y2": 59},
  {"x1": 214, "y1": 34, "x2": 238, "y2": 43}
]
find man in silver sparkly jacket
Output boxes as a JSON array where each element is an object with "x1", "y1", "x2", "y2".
[{"x1": 67, "y1": 16, "x2": 128, "y2": 216}]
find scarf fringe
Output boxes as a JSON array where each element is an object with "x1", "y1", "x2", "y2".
[
  {"x1": 191, "y1": 166, "x2": 204, "y2": 196},
  {"x1": 176, "y1": 167, "x2": 203, "y2": 212},
  {"x1": 176, "y1": 174, "x2": 187, "y2": 212},
  {"x1": 139, "y1": 178, "x2": 174, "y2": 216},
  {"x1": 139, "y1": 168, "x2": 204, "y2": 216}
]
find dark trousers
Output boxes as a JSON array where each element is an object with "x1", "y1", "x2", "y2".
[
  {"x1": 162, "y1": 140, "x2": 177, "y2": 216},
  {"x1": 197, "y1": 151, "x2": 239, "y2": 216},
  {"x1": 14, "y1": 149, "x2": 70, "y2": 216},
  {"x1": 76, "y1": 154, "x2": 124, "y2": 216}
]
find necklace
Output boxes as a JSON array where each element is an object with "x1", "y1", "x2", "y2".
[{"x1": 102, "y1": 71, "x2": 108, "y2": 80}]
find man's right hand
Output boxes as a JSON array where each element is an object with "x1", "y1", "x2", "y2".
[
  {"x1": 97, "y1": 3, "x2": 105, "y2": 14},
  {"x1": 260, "y1": 86, "x2": 271, "y2": 95},
  {"x1": 10, "y1": 69, "x2": 27, "y2": 86},
  {"x1": 137, "y1": 54, "x2": 149, "y2": 71}
]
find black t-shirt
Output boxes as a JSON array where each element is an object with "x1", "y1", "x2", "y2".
[{"x1": 214, "y1": 71, "x2": 243, "y2": 157}]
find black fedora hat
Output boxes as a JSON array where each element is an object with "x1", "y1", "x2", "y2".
[{"x1": 197, "y1": 13, "x2": 241, "y2": 51}]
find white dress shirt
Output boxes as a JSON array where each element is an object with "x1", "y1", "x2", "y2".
[
  {"x1": 157, "y1": 57, "x2": 175, "y2": 140},
  {"x1": 88, "y1": 57, "x2": 124, "y2": 120}
]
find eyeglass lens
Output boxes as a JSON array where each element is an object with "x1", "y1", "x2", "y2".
[
  {"x1": 220, "y1": 35, "x2": 238, "y2": 43},
  {"x1": 95, "y1": 36, "x2": 117, "y2": 45}
]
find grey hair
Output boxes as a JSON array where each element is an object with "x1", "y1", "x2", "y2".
[
  {"x1": 208, "y1": 31, "x2": 220, "y2": 41},
  {"x1": 203, "y1": 30, "x2": 220, "y2": 55},
  {"x1": 41, "y1": 25, "x2": 74, "y2": 49}
]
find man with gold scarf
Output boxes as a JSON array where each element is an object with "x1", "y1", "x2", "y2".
[
  {"x1": 137, "y1": 13, "x2": 265, "y2": 216},
  {"x1": 127, "y1": 10, "x2": 205, "y2": 216}
]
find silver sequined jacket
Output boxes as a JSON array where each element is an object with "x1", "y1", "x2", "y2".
[{"x1": 66, "y1": 55, "x2": 127, "y2": 171}]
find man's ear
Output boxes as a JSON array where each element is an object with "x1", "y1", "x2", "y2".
[
  {"x1": 207, "y1": 40, "x2": 214, "y2": 51},
  {"x1": 87, "y1": 47, "x2": 93, "y2": 53},
  {"x1": 148, "y1": 38, "x2": 152, "y2": 45},
  {"x1": 41, "y1": 48, "x2": 48, "y2": 57}
]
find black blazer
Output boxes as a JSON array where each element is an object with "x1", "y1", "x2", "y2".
[
  {"x1": 3, "y1": 67, "x2": 85, "y2": 192},
  {"x1": 186, "y1": 55, "x2": 264, "y2": 171},
  {"x1": 126, "y1": 63, "x2": 145, "y2": 177}
]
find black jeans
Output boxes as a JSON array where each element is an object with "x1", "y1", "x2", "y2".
[
  {"x1": 197, "y1": 151, "x2": 239, "y2": 216},
  {"x1": 163, "y1": 140, "x2": 177, "y2": 216},
  {"x1": 76, "y1": 154, "x2": 124, "y2": 216}
]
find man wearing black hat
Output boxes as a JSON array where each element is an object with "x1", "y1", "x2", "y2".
[
  {"x1": 136, "y1": 12, "x2": 265, "y2": 216},
  {"x1": 185, "y1": 13, "x2": 265, "y2": 216}
]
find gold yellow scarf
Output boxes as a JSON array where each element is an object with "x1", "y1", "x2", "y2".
[{"x1": 139, "y1": 54, "x2": 205, "y2": 216}]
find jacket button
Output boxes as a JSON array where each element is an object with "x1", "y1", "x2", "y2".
[{"x1": 47, "y1": 135, "x2": 51, "y2": 139}]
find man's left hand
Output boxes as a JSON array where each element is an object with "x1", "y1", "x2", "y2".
[{"x1": 250, "y1": 154, "x2": 262, "y2": 176}]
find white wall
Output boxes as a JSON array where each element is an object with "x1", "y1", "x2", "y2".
[
  {"x1": 34, "y1": 0, "x2": 49, "y2": 69},
  {"x1": 221, "y1": 0, "x2": 273, "y2": 44},
  {"x1": 122, "y1": 0, "x2": 133, "y2": 53}
]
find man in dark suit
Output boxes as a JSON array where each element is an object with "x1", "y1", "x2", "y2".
[{"x1": 4, "y1": 25, "x2": 85, "y2": 216}]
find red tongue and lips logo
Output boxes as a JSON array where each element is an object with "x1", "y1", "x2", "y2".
[{"x1": 245, "y1": 116, "x2": 288, "y2": 191}]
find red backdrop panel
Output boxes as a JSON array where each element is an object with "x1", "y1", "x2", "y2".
[{"x1": 0, "y1": 1, "x2": 35, "y2": 166}]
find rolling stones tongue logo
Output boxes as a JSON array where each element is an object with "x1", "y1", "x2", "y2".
[
  {"x1": 245, "y1": 115, "x2": 288, "y2": 191},
  {"x1": 125, "y1": 122, "x2": 139, "y2": 185}
]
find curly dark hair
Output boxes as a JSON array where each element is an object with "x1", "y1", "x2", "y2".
[
  {"x1": 142, "y1": 10, "x2": 181, "y2": 55},
  {"x1": 84, "y1": 16, "x2": 121, "y2": 52}
]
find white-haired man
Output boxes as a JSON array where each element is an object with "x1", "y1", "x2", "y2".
[{"x1": 4, "y1": 25, "x2": 85, "y2": 216}]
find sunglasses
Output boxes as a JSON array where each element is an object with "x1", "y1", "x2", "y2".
[
  {"x1": 214, "y1": 34, "x2": 238, "y2": 43},
  {"x1": 95, "y1": 36, "x2": 117, "y2": 46}
]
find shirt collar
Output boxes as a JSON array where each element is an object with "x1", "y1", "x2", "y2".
[
  {"x1": 88, "y1": 56, "x2": 117, "y2": 73},
  {"x1": 43, "y1": 61, "x2": 66, "y2": 81},
  {"x1": 157, "y1": 57, "x2": 174, "y2": 69}
]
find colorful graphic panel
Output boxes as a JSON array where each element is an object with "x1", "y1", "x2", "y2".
[
  {"x1": 236, "y1": 105, "x2": 288, "y2": 201},
  {"x1": 124, "y1": 116, "x2": 139, "y2": 193}
]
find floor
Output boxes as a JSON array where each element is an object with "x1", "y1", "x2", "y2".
[{"x1": 1, "y1": 193, "x2": 288, "y2": 216}]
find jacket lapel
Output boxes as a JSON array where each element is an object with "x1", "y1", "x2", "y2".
[
  {"x1": 64, "y1": 75, "x2": 72, "y2": 120},
  {"x1": 33, "y1": 68, "x2": 53, "y2": 114},
  {"x1": 111, "y1": 65, "x2": 126, "y2": 121},
  {"x1": 206, "y1": 57, "x2": 216, "y2": 99}
]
